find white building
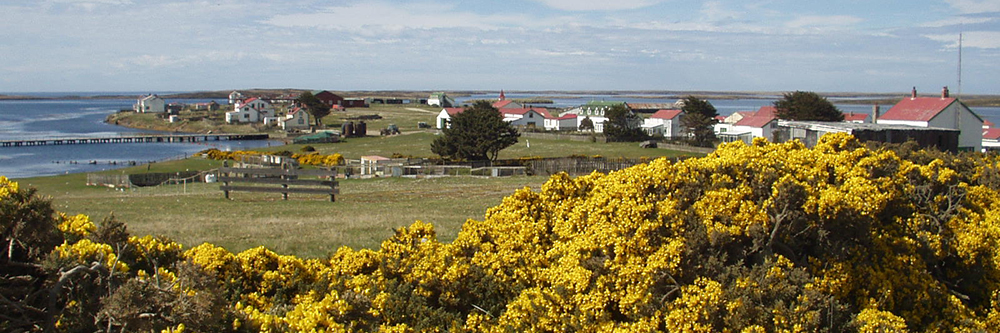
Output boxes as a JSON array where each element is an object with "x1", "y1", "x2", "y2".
[
  {"x1": 641, "y1": 109, "x2": 683, "y2": 138},
  {"x1": 436, "y1": 107, "x2": 464, "y2": 129},
  {"x1": 279, "y1": 106, "x2": 311, "y2": 130},
  {"x1": 229, "y1": 91, "x2": 245, "y2": 105},
  {"x1": 500, "y1": 108, "x2": 548, "y2": 129},
  {"x1": 225, "y1": 97, "x2": 275, "y2": 123},
  {"x1": 428, "y1": 92, "x2": 456, "y2": 107},
  {"x1": 563, "y1": 101, "x2": 635, "y2": 133},
  {"x1": 135, "y1": 94, "x2": 166, "y2": 113},
  {"x1": 876, "y1": 87, "x2": 983, "y2": 151},
  {"x1": 545, "y1": 113, "x2": 577, "y2": 131}
]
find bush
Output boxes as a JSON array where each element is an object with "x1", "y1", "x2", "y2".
[{"x1": 300, "y1": 145, "x2": 316, "y2": 152}]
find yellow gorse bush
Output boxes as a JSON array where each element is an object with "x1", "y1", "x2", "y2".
[
  {"x1": 200, "y1": 148, "x2": 345, "y2": 166},
  {"x1": 9, "y1": 133, "x2": 1000, "y2": 332}
]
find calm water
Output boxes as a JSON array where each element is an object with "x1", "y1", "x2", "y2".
[{"x1": 0, "y1": 97, "x2": 276, "y2": 179}]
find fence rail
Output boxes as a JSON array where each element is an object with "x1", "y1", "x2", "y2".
[{"x1": 218, "y1": 161, "x2": 338, "y2": 202}]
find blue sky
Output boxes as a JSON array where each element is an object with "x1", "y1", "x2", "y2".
[{"x1": 1, "y1": 0, "x2": 998, "y2": 94}]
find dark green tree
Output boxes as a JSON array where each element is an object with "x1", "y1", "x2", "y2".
[
  {"x1": 579, "y1": 116, "x2": 595, "y2": 132},
  {"x1": 680, "y1": 96, "x2": 719, "y2": 147},
  {"x1": 774, "y1": 91, "x2": 844, "y2": 121},
  {"x1": 296, "y1": 91, "x2": 332, "y2": 127},
  {"x1": 431, "y1": 101, "x2": 519, "y2": 161},
  {"x1": 603, "y1": 104, "x2": 647, "y2": 142}
]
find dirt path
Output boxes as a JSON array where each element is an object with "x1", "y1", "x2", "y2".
[{"x1": 405, "y1": 107, "x2": 438, "y2": 114}]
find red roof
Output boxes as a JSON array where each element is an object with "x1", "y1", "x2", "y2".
[
  {"x1": 985, "y1": 128, "x2": 1000, "y2": 140},
  {"x1": 756, "y1": 106, "x2": 777, "y2": 118},
  {"x1": 843, "y1": 112, "x2": 869, "y2": 122},
  {"x1": 879, "y1": 97, "x2": 957, "y2": 122},
  {"x1": 493, "y1": 100, "x2": 517, "y2": 109},
  {"x1": 715, "y1": 115, "x2": 726, "y2": 121},
  {"x1": 242, "y1": 97, "x2": 259, "y2": 104},
  {"x1": 651, "y1": 109, "x2": 682, "y2": 120},
  {"x1": 443, "y1": 107, "x2": 464, "y2": 116},
  {"x1": 734, "y1": 115, "x2": 776, "y2": 128},
  {"x1": 289, "y1": 106, "x2": 304, "y2": 115},
  {"x1": 551, "y1": 113, "x2": 577, "y2": 120},
  {"x1": 985, "y1": 120, "x2": 995, "y2": 128}
]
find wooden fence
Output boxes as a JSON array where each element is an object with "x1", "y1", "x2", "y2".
[
  {"x1": 526, "y1": 157, "x2": 654, "y2": 176},
  {"x1": 218, "y1": 161, "x2": 339, "y2": 202}
]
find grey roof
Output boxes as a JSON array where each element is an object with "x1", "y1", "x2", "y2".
[{"x1": 778, "y1": 120, "x2": 959, "y2": 133}]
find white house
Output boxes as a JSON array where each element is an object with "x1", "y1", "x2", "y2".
[
  {"x1": 499, "y1": 108, "x2": 550, "y2": 129},
  {"x1": 428, "y1": 92, "x2": 456, "y2": 107},
  {"x1": 876, "y1": 87, "x2": 983, "y2": 151},
  {"x1": 279, "y1": 106, "x2": 311, "y2": 130},
  {"x1": 135, "y1": 94, "x2": 166, "y2": 113},
  {"x1": 842, "y1": 112, "x2": 871, "y2": 124},
  {"x1": 436, "y1": 107, "x2": 465, "y2": 129},
  {"x1": 716, "y1": 106, "x2": 778, "y2": 144},
  {"x1": 225, "y1": 97, "x2": 275, "y2": 123},
  {"x1": 229, "y1": 91, "x2": 245, "y2": 105},
  {"x1": 642, "y1": 109, "x2": 683, "y2": 138},
  {"x1": 563, "y1": 101, "x2": 635, "y2": 133},
  {"x1": 545, "y1": 113, "x2": 577, "y2": 131}
]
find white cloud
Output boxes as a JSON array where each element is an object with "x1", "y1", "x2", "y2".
[
  {"x1": 920, "y1": 16, "x2": 995, "y2": 28},
  {"x1": 924, "y1": 31, "x2": 1000, "y2": 49},
  {"x1": 531, "y1": 0, "x2": 665, "y2": 11},
  {"x1": 786, "y1": 15, "x2": 863, "y2": 29},
  {"x1": 264, "y1": 2, "x2": 505, "y2": 31},
  {"x1": 945, "y1": 0, "x2": 1000, "y2": 14},
  {"x1": 700, "y1": 1, "x2": 742, "y2": 22}
]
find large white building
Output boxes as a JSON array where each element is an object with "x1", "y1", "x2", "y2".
[
  {"x1": 641, "y1": 109, "x2": 683, "y2": 138},
  {"x1": 562, "y1": 101, "x2": 637, "y2": 133},
  {"x1": 876, "y1": 87, "x2": 983, "y2": 151},
  {"x1": 135, "y1": 94, "x2": 166, "y2": 113},
  {"x1": 226, "y1": 97, "x2": 275, "y2": 124}
]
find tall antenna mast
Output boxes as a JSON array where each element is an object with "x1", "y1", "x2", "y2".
[{"x1": 957, "y1": 31, "x2": 963, "y2": 97}]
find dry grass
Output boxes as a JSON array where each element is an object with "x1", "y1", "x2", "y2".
[{"x1": 35, "y1": 174, "x2": 547, "y2": 258}]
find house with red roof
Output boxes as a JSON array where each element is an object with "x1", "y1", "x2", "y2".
[
  {"x1": 436, "y1": 107, "x2": 465, "y2": 129},
  {"x1": 642, "y1": 109, "x2": 684, "y2": 138},
  {"x1": 279, "y1": 106, "x2": 311, "y2": 130},
  {"x1": 876, "y1": 87, "x2": 983, "y2": 151},
  {"x1": 499, "y1": 107, "x2": 550, "y2": 129},
  {"x1": 984, "y1": 128, "x2": 1000, "y2": 151},
  {"x1": 226, "y1": 97, "x2": 275, "y2": 124},
  {"x1": 984, "y1": 119, "x2": 994, "y2": 130},
  {"x1": 716, "y1": 105, "x2": 778, "y2": 143},
  {"x1": 842, "y1": 112, "x2": 870, "y2": 123},
  {"x1": 545, "y1": 113, "x2": 577, "y2": 131}
]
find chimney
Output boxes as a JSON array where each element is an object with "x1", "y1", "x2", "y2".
[
  {"x1": 942, "y1": 86, "x2": 950, "y2": 99},
  {"x1": 872, "y1": 103, "x2": 880, "y2": 124},
  {"x1": 911, "y1": 87, "x2": 917, "y2": 100}
]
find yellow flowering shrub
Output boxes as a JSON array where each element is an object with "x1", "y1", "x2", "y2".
[{"x1": 10, "y1": 133, "x2": 1000, "y2": 332}]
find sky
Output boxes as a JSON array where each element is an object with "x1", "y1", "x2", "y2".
[{"x1": 1, "y1": 0, "x2": 998, "y2": 94}]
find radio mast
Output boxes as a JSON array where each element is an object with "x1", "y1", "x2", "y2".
[{"x1": 957, "y1": 32, "x2": 963, "y2": 97}]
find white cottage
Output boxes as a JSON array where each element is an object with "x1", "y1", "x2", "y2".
[
  {"x1": 279, "y1": 106, "x2": 311, "y2": 130},
  {"x1": 876, "y1": 87, "x2": 983, "y2": 151},
  {"x1": 225, "y1": 97, "x2": 275, "y2": 123},
  {"x1": 135, "y1": 94, "x2": 166, "y2": 113},
  {"x1": 642, "y1": 109, "x2": 683, "y2": 138},
  {"x1": 545, "y1": 113, "x2": 577, "y2": 131}
]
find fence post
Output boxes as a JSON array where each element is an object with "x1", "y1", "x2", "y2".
[
  {"x1": 222, "y1": 161, "x2": 230, "y2": 199},
  {"x1": 281, "y1": 162, "x2": 290, "y2": 200}
]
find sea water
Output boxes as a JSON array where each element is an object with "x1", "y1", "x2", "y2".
[{"x1": 0, "y1": 97, "x2": 277, "y2": 179}]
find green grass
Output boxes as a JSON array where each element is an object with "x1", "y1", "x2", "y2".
[
  {"x1": 14, "y1": 104, "x2": 707, "y2": 258},
  {"x1": 24, "y1": 173, "x2": 547, "y2": 258}
]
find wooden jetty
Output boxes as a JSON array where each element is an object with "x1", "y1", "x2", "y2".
[{"x1": 0, "y1": 133, "x2": 269, "y2": 147}]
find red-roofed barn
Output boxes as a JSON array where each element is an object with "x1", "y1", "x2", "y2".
[{"x1": 877, "y1": 87, "x2": 983, "y2": 151}]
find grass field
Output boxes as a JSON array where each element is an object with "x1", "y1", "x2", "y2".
[
  {"x1": 23, "y1": 170, "x2": 549, "y2": 258},
  {"x1": 17, "y1": 104, "x2": 707, "y2": 258}
]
